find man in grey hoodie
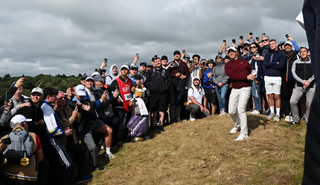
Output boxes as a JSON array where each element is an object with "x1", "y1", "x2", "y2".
[{"x1": 105, "y1": 64, "x2": 119, "y2": 86}]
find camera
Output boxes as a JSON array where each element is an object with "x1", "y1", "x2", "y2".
[
  {"x1": 232, "y1": 39, "x2": 236, "y2": 43},
  {"x1": 249, "y1": 32, "x2": 253, "y2": 35},
  {"x1": 104, "y1": 58, "x2": 107, "y2": 62},
  {"x1": 256, "y1": 37, "x2": 259, "y2": 41},
  {"x1": 285, "y1": 34, "x2": 289, "y2": 38},
  {"x1": 262, "y1": 33, "x2": 266, "y2": 36},
  {"x1": 1, "y1": 137, "x2": 11, "y2": 145},
  {"x1": 171, "y1": 62, "x2": 179, "y2": 68},
  {"x1": 223, "y1": 39, "x2": 226, "y2": 42},
  {"x1": 240, "y1": 36, "x2": 243, "y2": 40}
]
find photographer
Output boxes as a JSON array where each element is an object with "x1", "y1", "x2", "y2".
[
  {"x1": 187, "y1": 54, "x2": 203, "y2": 88},
  {"x1": 203, "y1": 59, "x2": 217, "y2": 115},
  {"x1": 168, "y1": 50, "x2": 190, "y2": 123}
]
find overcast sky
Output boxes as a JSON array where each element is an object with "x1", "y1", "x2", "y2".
[{"x1": 0, "y1": 0, "x2": 306, "y2": 77}]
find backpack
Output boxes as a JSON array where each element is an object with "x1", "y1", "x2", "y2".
[{"x1": 3, "y1": 127, "x2": 35, "y2": 164}]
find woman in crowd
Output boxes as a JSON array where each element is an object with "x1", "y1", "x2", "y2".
[
  {"x1": 202, "y1": 59, "x2": 217, "y2": 115},
  {"x1": 212, "y1": 55, "x2": 229, "y2": 115}
]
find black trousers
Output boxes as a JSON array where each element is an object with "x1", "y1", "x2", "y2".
[
  {"x1": 280, "y1": 80, "x2": 295, "y2": 115},
  {"x1": 100, "y1": 116, "x2": 127, "y2": 145},
  {"x1": 302, "y1": 0, "x2": 320, "y2": 184},
  {"x1": 66, "y1": 142, "x2": 88, "y2": 179}
]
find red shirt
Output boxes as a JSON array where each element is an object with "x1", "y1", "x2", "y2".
[
  {"x1": 225, "y1": 59, "x2": 252, "y2": 89},
  {"x1": 35, "y1": 134, "x2": 42, "y2": 150}
]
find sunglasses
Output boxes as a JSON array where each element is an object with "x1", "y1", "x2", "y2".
[
  {"x1": 250, "y1": 46, "x2": 256, "y2": 49},
  {"x1": 262, "y1": 39, "x2": 269, "y2": 42}
]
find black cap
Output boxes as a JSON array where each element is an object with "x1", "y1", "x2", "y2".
[
  {"x1": 173, "y1": 50, "x2": 181, "y2": 56},
  {"x1": 161, "y1": 55, "x2": 168, "y2": 61},
  {"x1": 147, "y1": 63, "x2": 153, "y2": 67},
  {"x1": 140, "y1": 61, "x2": 147, "y2": 66}
]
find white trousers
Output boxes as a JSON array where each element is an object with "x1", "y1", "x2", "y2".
[{"x1": 228, "y1": 87, "x2": 251, "y2": 136}]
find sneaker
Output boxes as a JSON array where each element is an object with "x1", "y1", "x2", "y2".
[
  {"x1": 175, "y1": 119, "x2": 182, "y2": 124},
  {"x1": 77, "y1": 175, "x2": 94, "y2": 184},
  {"x1": 274, "y1": 114, "x2": 280, "y2": 122},
  {"x1": 158, "y1": 126, "x2": 165, "y2": 132},
  {"x1": 250, "y1": 110, "x2": 260, "y2": 115},
  {"x1": 105, "y1": 152, "x2": 117, "y2": 159},
  {"x1": 95, "y1": 165, "x2": 105, "y2": 171},
  {"x1": 289, "y1": 121, "x2": 298, "y2": 125},
  {"x1": 234, "y1": 134, "x2": 248, "y2": 141},
  {"x1": 267, "y1": 113, "x2": 275, "y2": 119},
  {"x1": 230, "y1": 127, "x2": 240, "y2": 134},
  {"x1": 284, "y1": 115, "x2": 292, "y2": 122},
  {"x1": 263, "y1": 110, "x2": 271, "y2": 116}
]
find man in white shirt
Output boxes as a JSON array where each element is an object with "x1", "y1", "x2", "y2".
[{"x1": 186, "y1": 77, "x2": 210, "y2": 121}]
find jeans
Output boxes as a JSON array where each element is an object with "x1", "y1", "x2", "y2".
[
  {"x1": 215, "y1": 85, "x2": 228, "y2": 111},
  {"x1": 251, "y1": 80, "x2": 262, "y2": 111}
]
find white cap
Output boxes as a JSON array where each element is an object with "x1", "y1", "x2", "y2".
[
  {"x1": 284, "y1": 41, "x2": 293, "y2": 47},
  {"x1": 120, "y1": 64, "x2": 129, "y2": 70},
  {"x1": 91, "y1": 71, "x2": 100, "y2": 77},
  {"x1": 228, "y1": 47, "x2": 237, "y2": 53},
  {"x1": 243, "y1": 41, "x2": 251, "y2": 45},
  {"x1": 10, "y1": 114, "x2": 32, "y2": 128},
  {"x1": 75, "y1": 85, "x2": 86, "y2": 96},
  {"x1": 31, "y1": 87, "x2": 43, "y2": 95}
]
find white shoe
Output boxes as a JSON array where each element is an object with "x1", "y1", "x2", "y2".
[
  {"x1": 105, "y1": 152, "x2": 117, "y2": 159},
  {"x1": 274, "y1": 114, "x2": 280, "y2": 122},
  {"x1": 250, "y1": 110, "x2": 260, "y2": 115},
  {"x1": 230, "y1": 127, "x2": 240, "y2": 134},
  {"x1": 190, "y1": 114, "x2": 196, "y2": 121},
  {"x1": 285, "y1": 115, "x2": 290, "y2": 122},
  {"x1": 235, "y1": 134, "x2": 248, "y2": 141}
]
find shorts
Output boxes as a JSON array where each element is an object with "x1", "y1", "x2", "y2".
[
  {"x1": 264, "y1": 76, "x2": 282, "y2": 95},
  {"x1": 149, "y1": 94, "x2": 168, "y2": 112},
  {"x1": 90, "y1": 119, "x2": 106, "y2": 133},
  {"x1": 205, "y1": 88, "x2": 217, "y2": 104}
]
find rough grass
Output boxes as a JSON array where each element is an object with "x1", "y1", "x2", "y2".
[{"x1": 88, "y1": 113, "x2": 305, "y2": 185}]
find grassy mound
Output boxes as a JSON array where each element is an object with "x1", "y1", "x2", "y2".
[{"x1": 90, "y1": 113, "x2": 305, "y2": 185}]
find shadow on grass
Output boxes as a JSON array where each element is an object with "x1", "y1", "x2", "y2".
[{"x1": 247, "y1": 114, "x2": 269, "y2": 136}]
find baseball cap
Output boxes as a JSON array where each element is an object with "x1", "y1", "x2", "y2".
[
  {"x1": 91, "y1": 71, "x2": 100, "y2": 77},
  {"x1": 81, "y1": 74, "x2": 87, "y2": 80},
  {"x1": 120, "y1": 64, "x2": 129, "y2": 70},
  {"x1": 93, "y1": 75, "x2": 104, "y2": 82},
  {"x1": 31, "y1": 87, "x2": 43, "y2": 95},
  {"x1": 284, "y1": 41, "x2": 293, "y2": 47},
  {"x1": 85, "y1": 77, "x2": 94, "y2": 81},
  {"x1": 173, "y1": 50, "x2": 181, "y2": 56},
  {"x1": 140, "y1": 61, "x2": 147, "y2": 66},
  {"x1": 130, "y1": 64, "x2": 138, "y2": 70},
  {"x1": 161, "y1": 55, "x2": 168, "y2": 61},
  {"x1": 147, "y1": 63, "x2": 153, "y2": 67},
  {"x1": 75, "y1": 85, "x2": 86, "y2": 96},
  {"x1": 10, "y1": 114, "x2": 32, "y2": 128},
  {"x1": 184, "y1": 54, "x2": 190, "y2": 59},
  {"x1": 228, "y1": 47, "x2": 237, "y2": 53},
  {"x1": 243, "y1": 41, "x2": 251, "y2": 45}
]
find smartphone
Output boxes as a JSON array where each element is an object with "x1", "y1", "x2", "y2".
[
  {"x1": 223, "y1": 40, "x2": 226, "y2": 42},
  {"x1": 232, "y1": 39, "x2": 236, "y2": 43},
  {"x1": 249, "y1": 32, "x2": 253, "y2": 35},
  {"x1": 22, "y1": 74, "x2": 24, "y2": 77},
  {"x1": 256, "y1": 37, "x2": 259, "y2": 40},
  {"x1": 136, "y1": 53, "x2": 139, "y2": 56},
  {"x1": 182, "y1": 50, "x2": 185, "y2": 53},
  {"x1": 5, "y1": 91, "x2": 11, "y2": 103},
  {"x1": 104, "y1": 58, "x2": 107, "y2": 63},
  {"x1": 285, "y1": 34, "x2": 289, "y2": 38},
  {"x1": 262, "y1": 33, "x2": 266, "y2": 36},
  {"x1": 240, "y1": 36, "x2": 243, "y2": 40}
]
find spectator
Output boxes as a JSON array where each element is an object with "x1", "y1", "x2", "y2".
[
  {"x1": 145, "y1": 56, "x2": 172, "y2": 131},
  {"x1": 187, "y1": 54, "x2": 203, "y2": 88},
  {"x1": 80, "y1": 74, "x2": 87, "y2": 85},
  {"x1": 263, "y1": 39, "x2": 285, "y2": 122},
  {"x1": 41, "y1": 87, "x2": 73, "y2": 184},
  {"x1": 212, "y1": 56, "x2": 230, "y2": 115},
  {"x1": 161, "y1": 55, "x2": 169, "y2": 68},
  {"x1": 54, "y1": 92, "x2": 94, "y2": 184},
  {"x1": 249, "y1": 43, "x2": 263, "y2": 115},
  {"x1": 138, "y1": 61, "x2": 148, "y2": 80},
  {"x1": 1, "y1": 114, "x2": 43, "y2": 185},
  {"x1": 168, "y1": 50, "x2": 190, "y2": 123},
  {"x1": 98, "y1": 60, "x2": 108, "y2": 78},
  {"x1": 93, "y1": 75, "x2": 126, "y2": 148},
  {"x1": 186, "y1": 77, "x2": 210, "y2": 121},
  {"x1": 282, "y1": 41, "x2": 298, "y2": 122},
  {"x1": 225, "y1": 47, "x2": 254, "y2": 141},
  {"x1": 105, "y1": 64, "x2": 119, "y2": 86},
  {"x1": 202, "y1": 59, "x2": 217, "y2": 115},
  {"x1": 108, "y1": 64, "x2": 133, "y2": 123},
  {"x1": 146, "y1": 63, "x2": 153, "y2": 74},
  {"x1": 65, "y1": 85, "x2": 76, "y2": 108},
  {"x1": 290, "y1": 47, "x2": 315, "y2": 126},
  {"x1": 129, "y1": 64, "x2": 144, "y2": 88}
]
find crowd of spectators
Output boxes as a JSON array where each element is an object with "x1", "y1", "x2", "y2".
[{"x1": 0, "y1": 33, "x2": 314, "y2": 184}]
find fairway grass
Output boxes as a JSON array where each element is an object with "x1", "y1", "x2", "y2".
[{"x1": 88, "y1": 113, "x2": 305, "y2": 185}]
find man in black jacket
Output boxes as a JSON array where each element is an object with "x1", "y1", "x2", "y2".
[{"x1": 145, "y1": 56, "x2": 172, "y2": 131}]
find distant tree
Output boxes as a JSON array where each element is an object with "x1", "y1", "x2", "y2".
[
  {"x1": 3, "y1": 73, "x2": 11, "y2": 80},
  {"x1": 78, "y1": 73, "x2": 82, "y2": 77}
]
